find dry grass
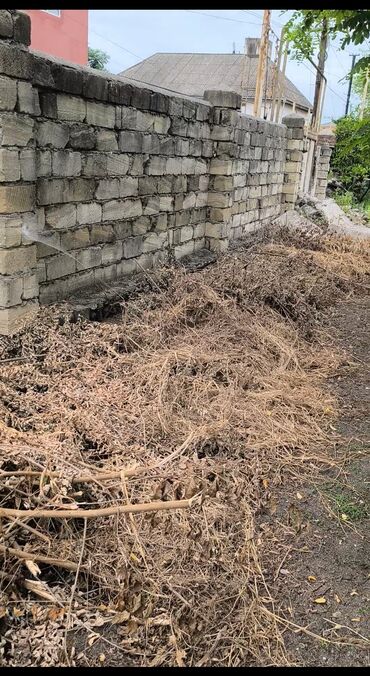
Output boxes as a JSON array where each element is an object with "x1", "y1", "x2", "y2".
[{"x1": 0, "y1": 225, "x2": 369, "y2": 666}]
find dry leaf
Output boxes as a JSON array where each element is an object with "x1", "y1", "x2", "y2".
[
  {"x1": 341, "y1": 513, "x2": 348, "y2": 521},
  {"x1": 13, "y1": 607, "x2": 24, "y2": 618},
  {"x1": 314, "y1": 597, "x2": 327, "y2": 604},
  {"x1": 176, "y1": 648, "x2": 186, "y2": 667},
  {"x1": 25, "y1": 559, "x2": 41, "y2": 577},
  {"x1": 24, "y1": 579, "x2": 56, "y2": 602},
  {"x1": 48, "y1": 607, "x2": 65, "y2": 622},
  {"x1": 262, "y1": 478, "x2": 269, "y2": 489},
  {"x1": 88, "y1": 634, "x2": 100, "y2": 647},
  {"x1": 307, "y1": 575, "x2": 317, "y2": 582},
  {"x1": 129, "y1": 553, "x2": 141, "y2": 564},
  {"x1": 334, "y1": 594, "x2": 341, "y2": 603},
  {"x1": 99, "y1": 654, "x2": 106, "y2": 662},
  {"x1": 296, "y1": 492, "x2": 303, "y2": 500},
  {"x1": 0, "y1": 607, "x2": 7, "y2": 619},
  {"x1": 351, "y1": 618, "x2": 361, "y2": 623},
  {"x1": 110, "y1": 611, "x2": 130, "y2": 625}
]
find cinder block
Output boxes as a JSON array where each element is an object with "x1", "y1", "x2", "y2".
[
  {"x1": 0, "y1": 75, "x2": 17, "y2": 111},
  {"x1": 0, "y1": 244, "x2": 37, "y2": 274},
  {"x1": 0, "y1": 184, "x2": 35, "y2": 213},
  {"x1": 81, "y1": 153, "x2": 107, "y2": 177},
  {"x1": 17, "y1": 82, "x2": 41, "y2": 115},
  {"x1": 86, "y1": 101, "x2": 115, "y2": 128},
  {"x1": 146, "y1": 157, "x2": 167, "y2": 175},
  {"x1": 96, "y1": 129, "x2": 118, "y2": 151},
  {"x1": 102, "y1": 198, "x2": 142, "y2": 221},
  {"x1": 0, "y1": 275, "x2": 23, "y2": 307},
  {"x1": 76, "y1": 246, "x2": 102, "y2": 272},
  {"x1": 13, "y1": 11, "x2": 31, "y2": 45},
  {"x1": 0, "y1": 10, "x2": 13, "y2": 39},
  {"x1": 52, "y1": 149, "x2": 81, "y2": 177},
  {"x1": 61, "y1": 227, "x2": 90, "y2": 250},
  {"x1": 37, "y1": 178, "x2": 95, "y2": 205},
  {"x1": 95, "y1": 178, "x2": 120, "y2": 200},
  {"x1": 106, "y1": 154, "x2": 130, "y2": 176},
  {"x1": 123, "y1": 235, "x2": 143, "y2": 258},
  {"x1": 101, "y1": 241, "x2": 123, "y2": 264},
  {"x1": 0, "y1": 148, "x2": 20, "y2": 181},
  {"x1": 45, "y1": 203, "x2": 77, "y2": 230},
  {"x1": 77, "y1": 202, "x2": 102, "y2": 225},
  {"x1": 69, "y1": 127, "x2": 96, "y2": 150},
  {"x1": 56, "y1": 94, "x2": 86, "y2": 122},
  {"x1": 207, "y1": 192, "x2": 232, "y2": 208},
  {"x1": 0, "y1": 43, "x2": 32, "y2": 80},
  {"x1": 20, "y1": 148, "x2": 36, "y2": 181},
  {"x1": 46, "y1": 253, "x2": 76, "y2": 280},
  {"x1": 22, "y1": 272, "x2": 38, "y2": 300},
  {"x1": 0, "y1": 214, "x2": 22, "y2": 247},
  {"x1": 119, "y1": 176, "x2": 139, "y2": 197},
  {"x1": 0, "y1": 113, "x2": 34, "y2": 146},
  {"x1": 90, "y1": 223, "x2": 115, "y2": 244},
  {"x1": 0, "y1": 300, "x2": 39, "y2": 336},
  {"x1": 142, "y1": 231, "x2": 167, "y2": 253},
  {"x1": 209, "y1": 158, "x2": 233, "y2": 175},
  {"x1": 37, "y1": 120, "x2": 69, "y2": 149},
  {"x1": 119, "y1": 130, "x2": 143, "y2": 153},
  {"x1": 174, "y1": 240, "x2": 195, "y2": 260},
  {"x1": 36, "y1": 149, "x2": 52, "y2": 177},
  {"x1": 159, "y1": 195, "x2": 173, "y2": 211}
]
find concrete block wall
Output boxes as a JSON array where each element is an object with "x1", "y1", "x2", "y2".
[
  {"x1": 314, "y1": 143, "x2": 333, "y2": 200},
  {"x1": 0, "y1": 9, "x2": 323, "y2": 335}
]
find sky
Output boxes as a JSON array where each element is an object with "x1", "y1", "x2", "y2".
[{"x1": 88, "y1": 9, "x2": 363, "y2": 122}]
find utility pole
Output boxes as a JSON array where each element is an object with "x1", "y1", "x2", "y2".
[
  {"x1": 359, "y1": 67, "x2": 369, "y2": 120},
  {"x1": 310, "y1": 18, "x2": 328, "y2": 131},
  {"x1": 345, "y1": 54, "x2": 357, "y2": 116},
  {"x1": 253, "y1": 10, "x2": 271, "y2": 118}
]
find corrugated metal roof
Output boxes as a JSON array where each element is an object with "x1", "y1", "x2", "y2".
[{"x1": 119, "y1": 52, "x2": 312, "y2": 110}]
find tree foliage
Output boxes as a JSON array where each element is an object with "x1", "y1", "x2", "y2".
[
  {"x1": 353, "y1": 57, "x2": 370, "y2": 112},
  {"x1": 88, "y1": 47, "x2": 110, "y2": 71},
  {"x1": 330, "y1": 114, "x2": 370, "y2": 201},
  {"x1": 282, "y1": 11, "x2": 370, "y2": 75}
]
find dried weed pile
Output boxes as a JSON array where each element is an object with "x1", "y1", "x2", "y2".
[{"x1": 0, "y1": 227, "x2": 369, "y2": 666}]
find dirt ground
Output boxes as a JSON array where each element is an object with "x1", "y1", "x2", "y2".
[{"x1": 261, "y1": 297, "x2": 370, "y2": 666}]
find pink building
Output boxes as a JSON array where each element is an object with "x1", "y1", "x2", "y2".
[{"x1": 24, "y1": 9, "x2": 88, "y2": 65}]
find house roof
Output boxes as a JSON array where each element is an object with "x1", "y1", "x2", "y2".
[{"x1": 119, "y1": 52, "x2": 312, "y2": 111}]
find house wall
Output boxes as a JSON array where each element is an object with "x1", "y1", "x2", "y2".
[
  {"x1": 24, "y1": 9, "x2": 88, "y2": 65},
  {"x1": 242, "y1": 99, "x2": 310, "y2": 123},
  {"x1": 0, "y1": 10, "x2": 312, "y2": 336}
]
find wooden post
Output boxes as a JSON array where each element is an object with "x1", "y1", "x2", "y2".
[
  {"x1": 359, "y1": 68, "x2": 369, "y2": 120},
  {"x1": 310, "y1": 19, "x2": 328, "y2": 131},
  {"x1": 253, "y1": 10, "x2": 271, "y2": 118},
  {"x1": 274, "y1": 36, "x2": 288, "y2": 123}
]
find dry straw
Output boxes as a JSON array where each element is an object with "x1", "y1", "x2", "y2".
[{"x1": 0, "y1": 224, "x2": 369, "y2": 666}]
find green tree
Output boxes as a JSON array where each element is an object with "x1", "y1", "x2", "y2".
[
  {"x1": 282, "y1": 11, "x2": 370, "y2": 75},
  {"x1": 353, "y1": 57, "x2": 370, "y2": 114},
  {"x1": 331, "y1": 114, "x2": 370, "y2": 201},
  {"x1": 88, "y1": 47, "x2": 110, "y2": 71}
]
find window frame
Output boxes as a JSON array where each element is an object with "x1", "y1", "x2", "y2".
[{"x1": 41, "y1": 10, "x2": 61, "y2": 18}]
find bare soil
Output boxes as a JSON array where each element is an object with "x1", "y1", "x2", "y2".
[{"x1": 261, "y1": 297, "x2": 370, "y2": 666}]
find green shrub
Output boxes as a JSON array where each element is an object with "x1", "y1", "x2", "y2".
[{"x1": 331, "y1": 114, "x2": 370, "y2": 201}]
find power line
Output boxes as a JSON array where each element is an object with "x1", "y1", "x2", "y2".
[
  {"x1": 185, "y1": 10, "x2": 261, "y2": 27},
  {"x1": 299, "y1": 60, "x2": 347, "y2": 104}
]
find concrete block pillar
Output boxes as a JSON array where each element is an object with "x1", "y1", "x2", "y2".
[
  {"x1": 0, "y1": 10, "x2": 39, "y2": 335},
  {"x1": 313, "y1": 142, "x2": 333, "y2": 200},
  {"x1": 282, "y1": 114, "x2": 305, "y2": 209},
  {"x1": 204, "y1": 89, "x2": 241, "y2": 252}
]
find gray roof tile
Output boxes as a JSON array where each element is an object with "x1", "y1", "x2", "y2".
[{"x1": 119, "y1": 52, "x2": 312, "y2": 110}]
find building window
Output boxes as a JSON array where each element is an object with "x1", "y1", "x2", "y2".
[{"x1": 42, "y1": 10, "x2": 61, "y2": 17}]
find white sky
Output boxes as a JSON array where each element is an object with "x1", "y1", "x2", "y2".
[{"x1": 88, "y1": 9, "x2": 363, "y2": 122}]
